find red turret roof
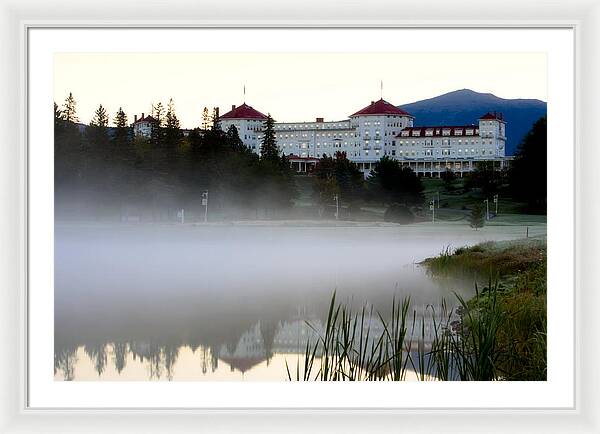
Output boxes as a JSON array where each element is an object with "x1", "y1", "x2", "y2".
[
  {"x1": 350, "y1": 98, "x2": 413, "y2": 117},
  {"x1": 479, "y1": 112, "x2": 504, "y2": 121},
  {"x1": 220, "y1": 103, "x2": 268, "y2": 120}
]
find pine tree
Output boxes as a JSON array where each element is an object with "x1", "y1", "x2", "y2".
[
  {"x1": 90, "y1": 104, "x2": 109, "y2": 127},
  {"x1": 87, "y1": 104, "x2": 109, "y2": 146},
  {"x1": 54, "y1": 102, "x2": 65, "y2": 135},
  {"x1": 260, "y1": 114, "x2": 279, "y2": 161},
  {"x1": 113, "y1": 107, "x2": 129, "y2": 146},
  {"x1": 468, "y1": 204, "x2": 485, "y2": 230},
  {"x1": 225, "y1": 124, "x2": 243, "y2": 151},
  {"x1": 509, "y1": 117, "x2": 547, "y2": 211},
  {"x1": 202, "y1": 107, "x2": 210, "y2": 130},
  {"x1": 151, "y1": 102, "x2": 165, "y2": 146},
  {"x1": 62, "y1": 92, "x2": 78, "y2": 123},
  {"x1": 152, "y1": 102, "x2": 165, "y2": 126},
  {"x1": 211, "y1": 107, "x2": 220, "y2": 130},
  {"x1": 164, "y1": 98, "x2": 182, "y2": 147}
]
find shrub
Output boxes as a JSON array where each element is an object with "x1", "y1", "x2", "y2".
[{"x1": 384, "y1": 203, "x2": 415, "y2": 224}]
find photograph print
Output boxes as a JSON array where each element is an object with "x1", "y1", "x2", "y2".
[{"x1": 53, "y1": 51, "x2": 548, "y2": 382}]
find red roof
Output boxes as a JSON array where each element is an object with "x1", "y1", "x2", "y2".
[
  {"x1": 220, "y1": 103, "x2": 268, "y2": 120},
  {"x1": 396, "y1": 125, "x2": 479, "y2": 138},
  {"x1": 350, "y1": 99, "x2": 413, "y2": 117},
  {"x1": 134, "y1": 115, "x2": 157, "y2": 124},
  {"x1": 479, "y1": 112, "x2": 504, "y2": 121}
]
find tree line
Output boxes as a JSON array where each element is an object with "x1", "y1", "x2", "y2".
[
  {"x1": 54, "y1": 92, "x2": 547, "y2": 221},
  {"x1": 54, "y1": 93, "x2": 295, "y2": 221}
]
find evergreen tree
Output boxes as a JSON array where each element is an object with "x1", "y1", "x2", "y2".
[
  {"x1": 202, "y1": 107, "x2": 210, "y2": 130},
  {"x1": 113, "y1": 107, "x2": 130, "y2": 147},
  {"x1": 508, "y1": 117, "x2": 547, "y2": 212},
  {"x1": 87, "y1": 104, "x2": 109, "y2": 146},
  {"x1": 260, "y1": 114, "x2": 279, "y2": 161},
  {"x1": 211, "y1": 107, "x2": 221, "y2": 130},
  {"x1": 164, "y1": 98, "x2": 182, "y2": 148},
  {"x1": 54, "y1": 98, "x2": 82, "y2": 189},
  {"x1": 151, "y1": 102, "x2": 165, "y2": 146},
  {"x1": 225, "y1": 124, "x2": 244, "y2": 151},
  {"x1": 62, "y1": 92, "x2": 78, "y2": 123},
  {"x1": 468, "y1": 204, "x2": 485, "y2": 230},
  {"x1": 54, "y1": 102, "x2": 65, "y2": 136}
]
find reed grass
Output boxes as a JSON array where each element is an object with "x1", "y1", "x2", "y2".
[{"x1": 286, "y1": 239, "x2": 547, "y2": 382}]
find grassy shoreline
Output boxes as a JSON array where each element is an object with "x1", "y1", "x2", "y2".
[
  {"x1": 288, "y1": 238, "x2": 547, "y2": 381},
  {"x1": 422, "y1": 238, "x2": 547, "y2": 380}
]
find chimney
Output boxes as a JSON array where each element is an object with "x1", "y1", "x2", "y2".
[
  {"x1": 316, "y1": 117, "x2": 324, "y2": 123},
  {"x1": 142, "y1": 113, "x2": 145, "y2": 119},
  {"x1": 371, "y1": 101, "x2": 375, "y2": 105},
  {"x1": 134, "y1": 114, "x2": 137, "y2": 122},
  {"x1": 232, "y1": 104, "x2": 236, "y2": 111}
]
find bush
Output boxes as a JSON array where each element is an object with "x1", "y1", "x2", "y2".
[{"x1": 384, "y1": 203, "x2": 415, "y2": 224}]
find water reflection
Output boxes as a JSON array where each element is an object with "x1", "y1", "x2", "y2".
[
  {"x1": 55, "y1": 307, "x2": 459, "y2": 381},
  {"x1": 55, "y1": 223, "x2": 531, "y2": 381}
]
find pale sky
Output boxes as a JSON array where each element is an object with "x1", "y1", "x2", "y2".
[{"x1": 54, "y1": 53, "x2": 547, "y2": 128}]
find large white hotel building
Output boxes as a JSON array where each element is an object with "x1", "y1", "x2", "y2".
[{"x1": 219, "y1": 98, "x2": 508, "y2": 177}]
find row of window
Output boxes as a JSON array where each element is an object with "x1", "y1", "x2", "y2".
[
  {"x1": 274, "y1": 123, "x2": 350, "y2": 130},
  {"x1": 276, "y1": 132, "x2": 355, "y2": 139},
  {"x1": 397, "y1": 139, "x2": 496, "y2": 146},
  {"x1": 391, "y1": 149, "x2": 497, "y2": 157}
]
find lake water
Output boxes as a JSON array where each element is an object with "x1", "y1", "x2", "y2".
[{"x1": 54, "y1": 222, "x2": 544, "y2": 381}]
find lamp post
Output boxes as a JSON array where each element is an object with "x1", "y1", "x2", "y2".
[
  {"x1": 202, "y1": 190, "x2": 209, "y2": 223},
  {"x1": 484, "y1": 199, "x2": 489, "y2": 221},
  {"x1": 430, "y1": 199, "x2": 435, "y2": 223},
  {"x1": 334, "y1": 194, "x2": 339, "y2": 220},
  {"x1": 493, "y1": 194, "x2": 499, "y2": 215}
]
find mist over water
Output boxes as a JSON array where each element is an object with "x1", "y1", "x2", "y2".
[{"x1": 54, "y1": 223, "x2": 533, "y2": 380}]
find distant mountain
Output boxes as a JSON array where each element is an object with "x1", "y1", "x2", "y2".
[{"x1": 399, "y1": 89, "x2": 546, "y2": 155}]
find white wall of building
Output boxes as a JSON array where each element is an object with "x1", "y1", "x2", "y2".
[{"x1": 220, "y1": 104, "x2": 507, "y2": 177}]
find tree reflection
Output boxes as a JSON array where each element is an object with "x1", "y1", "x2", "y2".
[
  {"x1": 112, "y1": 342, "x2": 128, "y2": 374},
  {"x1": 84, "y1": 343, "x2": 108, "y2": 376},
  {"x1": 54, "y1": 346, "x2": 78, "y2": 381},
  {"x1": 163, "y1": 343, "x2": 179, "y2": 381}
]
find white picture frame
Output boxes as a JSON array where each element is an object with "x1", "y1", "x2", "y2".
[{"x1": 1, "y1": 0, "x2": 598, "y2": 432}]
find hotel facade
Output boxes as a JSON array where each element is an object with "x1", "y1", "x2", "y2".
[{"x1": 219, "y1": 98, "x2": 509, "y2": 177}]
